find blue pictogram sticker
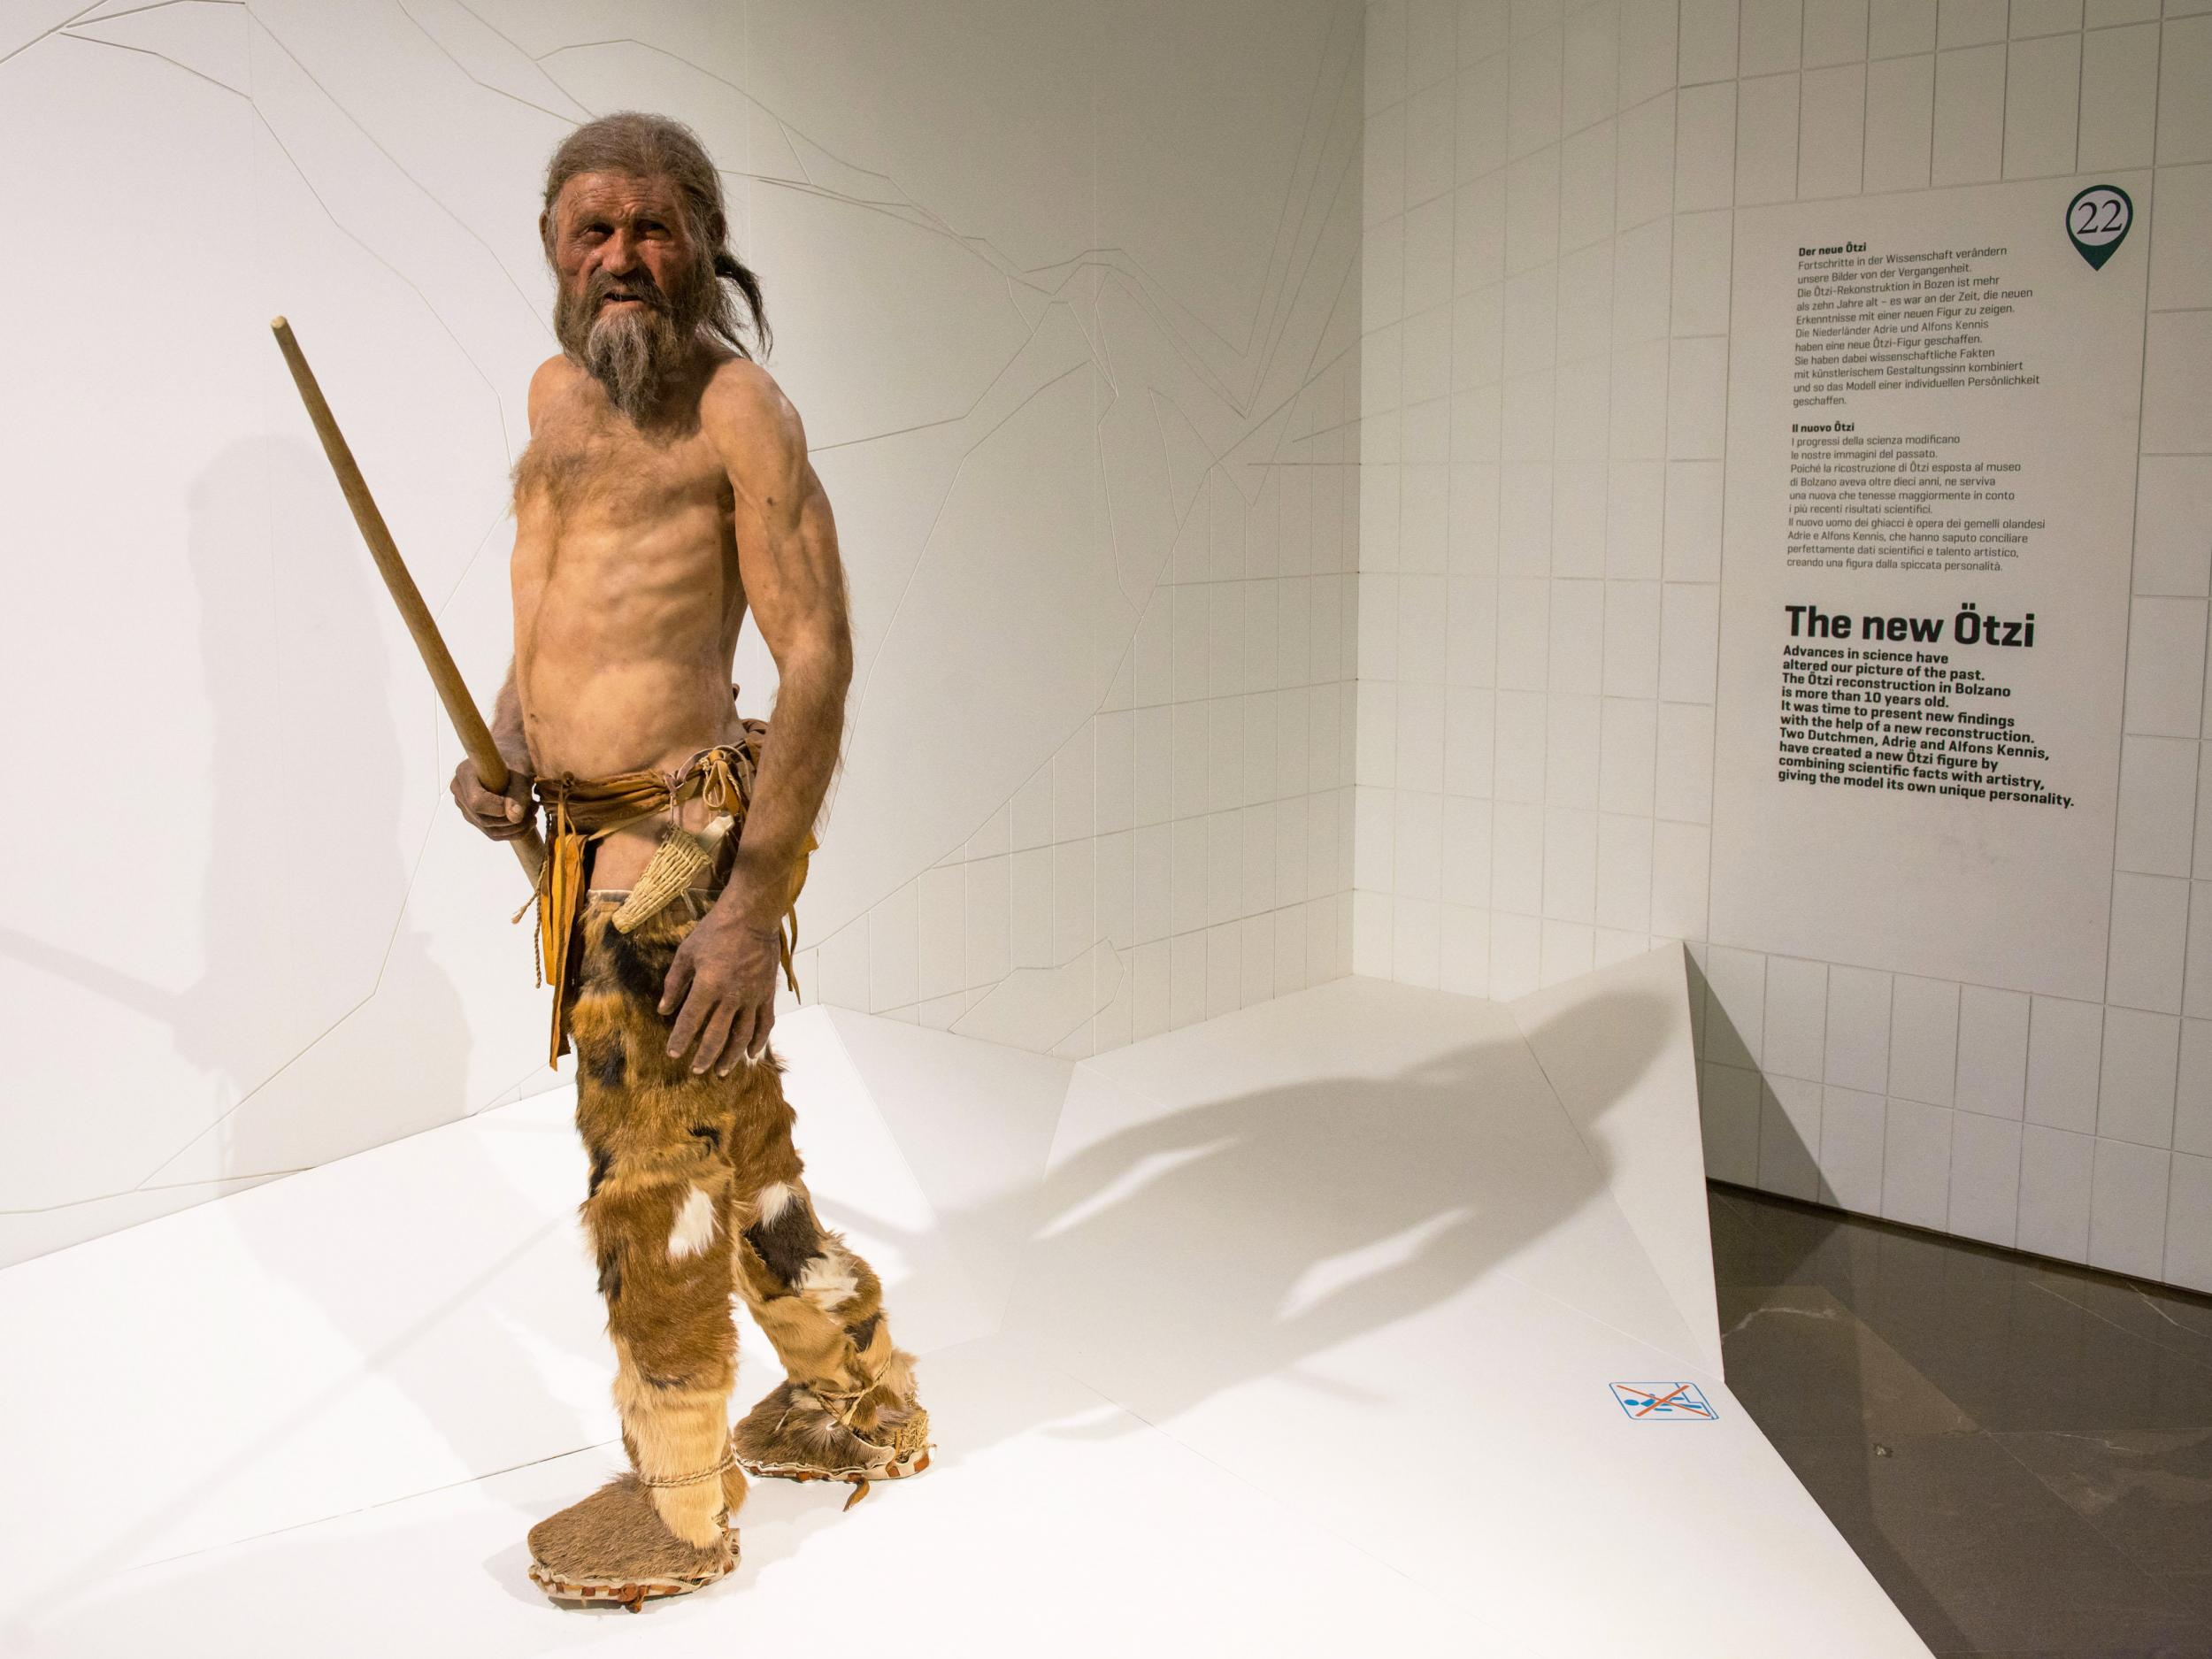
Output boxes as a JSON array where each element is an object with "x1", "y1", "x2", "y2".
[{"x1": 1610, "y1": 1381, "x2": 1717, "y2": 1420}]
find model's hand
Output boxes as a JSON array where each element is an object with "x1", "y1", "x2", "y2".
[
  {"x1": 660, "y1": 909, "x2": 782, "y2": 1076},
  {"x1": 450, "y1": 757, "x2": 536, "y2": 841}
]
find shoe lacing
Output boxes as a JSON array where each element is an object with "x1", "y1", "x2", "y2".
[{"x1": 637, "y1": 1448, "x2": 736, "y2": 1489}]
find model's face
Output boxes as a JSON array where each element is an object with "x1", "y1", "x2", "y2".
[
  {"x1": 547, "y1": 170, "x2": 718, "y2": 422},
  {"x1": 547, "y1": 170, "x2": 694, "y2": 312}
]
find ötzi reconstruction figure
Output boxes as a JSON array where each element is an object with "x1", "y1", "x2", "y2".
[{"x1": 449, "y1": 111, "x2": 929, "y2": 1612}]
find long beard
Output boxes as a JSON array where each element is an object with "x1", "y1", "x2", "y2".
[{"x1": 553, "y1": 270, "x2": 705, "y2": 424}]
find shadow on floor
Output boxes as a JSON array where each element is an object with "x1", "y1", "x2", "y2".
[{"x1": 813, "y1": 980, "x2": 1679, "y2": 1467}]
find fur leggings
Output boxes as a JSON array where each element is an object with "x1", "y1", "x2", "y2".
[{"x1": 563, "y1": 893, "x2": 910, "y2": 1546}]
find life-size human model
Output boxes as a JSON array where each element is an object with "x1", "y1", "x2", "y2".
[{"x1": 449, "y1": 111, "x2": 927, "y2": 1611}]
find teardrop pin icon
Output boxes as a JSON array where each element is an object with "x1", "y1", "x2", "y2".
[{"x1": 2067, "y1": 184, "x2": 2132, "y2": 270}]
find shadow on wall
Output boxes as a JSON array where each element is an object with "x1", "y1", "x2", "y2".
[
  {"x1": 0, "y1": 442, "x2": 596, "y2": 1645},
  {"x1": 0, "y1": 436, "x2": 472, "y2": 1187}
]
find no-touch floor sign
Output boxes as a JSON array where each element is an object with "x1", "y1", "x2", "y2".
[{"x1": 1610, "y1": 1381, "x2": 1719, "y2": 1421}]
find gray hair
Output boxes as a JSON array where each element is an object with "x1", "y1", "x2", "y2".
[{"x1": 541, "y1": 111, "x2": 771, "y2": 360}]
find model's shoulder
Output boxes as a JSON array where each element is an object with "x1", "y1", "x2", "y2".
[
  {"x1": 526, "y1": 354, "x2": 584, "y2": 426},
  {"x1": 699, "y1": 360, "x2": 805, "y2": 497},
  {"x1": 701, "y1": 357, "x2": 801, "y2": 443},
  {"x1": 703, "y1": 353, "x2": 780, "y2": 400}
]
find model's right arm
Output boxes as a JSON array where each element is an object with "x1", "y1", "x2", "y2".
[
  {"x1": 451, "y1": 357, "x2": 565, "y2": 841},
  {"x1": 490, "y1": 658, "x2": 530, "y2": 774},
  {"x1": 453, "y1": 656, "x2": 537, "y2": 840}
]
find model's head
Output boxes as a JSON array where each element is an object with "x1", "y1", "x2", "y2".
[{"x1": 540, "y1": 111, "x2": 771, "y2": 421}]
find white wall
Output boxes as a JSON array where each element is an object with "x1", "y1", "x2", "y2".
[
  {"x1": 1356, "y1": 0, "x2": 2212, "y2": 1288},
  {"x1": 0, "y1": 0, "x2": 1363, "y2": 1266}
]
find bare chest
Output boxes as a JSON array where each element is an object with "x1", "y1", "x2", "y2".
[{"x1": 511, "y1": 409, "x2": 731, "y2": 541}]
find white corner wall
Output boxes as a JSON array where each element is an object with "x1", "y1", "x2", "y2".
[
  {"x1": 0, "y1": 0, "x2": 1365, "y2": 1266},
  {"x1": 1356, "y1": 0, "x2": 2212, "y2": 1289}
]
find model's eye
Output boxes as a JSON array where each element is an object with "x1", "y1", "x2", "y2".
[{"x1": 637, "y1": 219, "x2": 667, "y2": 237}]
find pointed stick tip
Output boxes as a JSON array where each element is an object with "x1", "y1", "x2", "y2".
[{"x1": 270, "y1": 314, "x2": 290, "y2": 333}]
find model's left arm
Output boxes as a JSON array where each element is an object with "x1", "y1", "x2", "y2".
[{"x1": 661, "y1": 362, "x2": 854, "y2": 1076}]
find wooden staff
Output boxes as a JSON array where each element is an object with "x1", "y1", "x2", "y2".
[{"x1": 270, "y1": 316, "x2": 545, "y2": 882}]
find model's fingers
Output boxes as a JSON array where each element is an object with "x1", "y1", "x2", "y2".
[
  {"x1": 455, "y1": 777, "x2": 518, "y2": 839},
  {"x1": 664, "y1": 970, "x2": 712, "y2": 1056},
  {"x1": 718, "y1": 1005, "x2": 760, "y2": 1076},
  {"x1": 747, "y1": 1003, "x2": 774, "y2": 1062},
  {"x1": 691, "y1": 1001, "x2": 738, "y2": 1074},
  {"x1": 659, "y1": 948, "x2": 696, "y2": 1018}
]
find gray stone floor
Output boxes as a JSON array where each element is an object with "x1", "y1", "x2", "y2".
[{"x1": 1709, "y1": 1182, "x2": 2212, "y2": 1659}]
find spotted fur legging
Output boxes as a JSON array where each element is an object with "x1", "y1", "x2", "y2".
[{"x1": 561, "y1": 892, "x2": 907, "y2": 1546}]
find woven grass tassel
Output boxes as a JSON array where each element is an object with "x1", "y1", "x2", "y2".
[{"x1": 612, "y1": 814, "x2": 733, "y2": 933}]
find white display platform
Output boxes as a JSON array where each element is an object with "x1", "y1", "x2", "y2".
[{"x1": 0, "y1": 949, "x2": 1929, "y2": 1656}]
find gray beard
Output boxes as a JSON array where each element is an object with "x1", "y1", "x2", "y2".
[{"x1": 581, "y1": 306, "x2": 684, "y2": 425}]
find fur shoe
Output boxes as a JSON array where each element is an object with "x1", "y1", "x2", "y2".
[
  {"x1": 731, "y1": 1380, "x2": 933, "y2": 1507},
  {"x1": 525, "y1": 1474, "x2": 737, "y2": 1611}
]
